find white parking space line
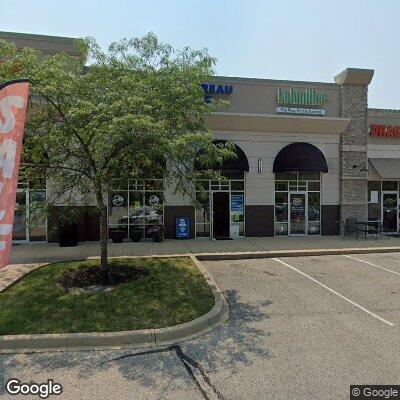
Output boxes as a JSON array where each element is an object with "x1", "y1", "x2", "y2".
[
  {"x1": 345, "y1": 255, "x2": 400, "y2": 277},
  {"x1": 273, "y1": 258, "x2": 394, "y2": 327}
]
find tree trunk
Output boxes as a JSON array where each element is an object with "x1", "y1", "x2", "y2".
[{"x1": 96, "y1": 188, "x2": 109, "y2": 285}]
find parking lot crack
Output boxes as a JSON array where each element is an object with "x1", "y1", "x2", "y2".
[{"x1": 101, "y1": 344, "x2": 228, "y2": 400}]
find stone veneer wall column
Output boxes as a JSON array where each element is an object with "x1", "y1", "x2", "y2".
[{"x1": 335, "y1": 68, "x2": 374, "y2": 224}]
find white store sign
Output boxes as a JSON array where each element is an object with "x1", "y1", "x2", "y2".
[{"x1": 276, "y1": 106, "x2": 326, "y2": 116}]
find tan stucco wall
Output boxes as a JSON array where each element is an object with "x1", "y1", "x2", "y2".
[
  {"x1": 213, "y1": 131, "x2": 340, "y2": 206},
  {"x1": 0, "y1": 31, "x2": 82, "y2": 58}
]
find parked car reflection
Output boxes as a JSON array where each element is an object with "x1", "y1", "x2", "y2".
[{"x1": 118, "y1": 206, "x2": 161, "y2": 225}]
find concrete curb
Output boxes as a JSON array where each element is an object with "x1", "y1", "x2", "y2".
[
  {"x1": 0, "y1": 255, "x2": 229, "y2": 354},
  {"x1": 194, "y1": 246, "x2": 400, "y2": 261}
]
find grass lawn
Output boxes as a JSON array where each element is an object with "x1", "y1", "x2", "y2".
[{"x1": 0, "y1": 257, "x2": 214, "y2": 335}]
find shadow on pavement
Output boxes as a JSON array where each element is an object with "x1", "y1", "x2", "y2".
[{"x1": 0, "y1": 289, "x2": 272, "y2": 399}]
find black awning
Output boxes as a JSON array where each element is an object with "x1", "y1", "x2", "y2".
[
  {"x1": 273, "y1": 142, "x2": 328, "y2": 173},
  {"x1": 195, "y1": 140, "x2": 249, "y2": 172}
]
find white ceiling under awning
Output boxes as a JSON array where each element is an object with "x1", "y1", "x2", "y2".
[{"x1": 369, "y1": 158, "x2": 400, "y2": 179}]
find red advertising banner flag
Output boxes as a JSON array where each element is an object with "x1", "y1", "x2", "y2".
[{"x1": 0, "y1": 79, "x2": 30, "y2": 269}]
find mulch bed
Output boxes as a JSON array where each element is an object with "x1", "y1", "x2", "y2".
[{"x1": 58, "y1": 264, "x2": 149, "y2": 290}]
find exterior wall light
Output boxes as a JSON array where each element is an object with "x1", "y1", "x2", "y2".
[
  {"x1": 258, "y1": 158, "x2": 263, "y2": 173},
  {"x1": 352, "y1": 162, "x2": 368, "y2": 172}
]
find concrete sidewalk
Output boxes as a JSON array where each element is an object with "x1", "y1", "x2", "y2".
[{"x1": 9, "y1": 235, "x2": 400, "y2": 264}]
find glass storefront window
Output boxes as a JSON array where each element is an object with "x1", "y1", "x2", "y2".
[
  {"x1": 289, "y1": 181, "x2": 297, "y2": 191},
  {"x1": 368, "y1": 181, "x2": 381, "y2": 221},
  {"x1": 196, "y1": 223, "x2": 210, "y2": 238},
  {"x1": 382, "y1": 193, "x2": 397, "y2": 232},
  {"x1": 275, "y1": 171, "x2": 297, "y2": 180},
  {"x1": 382, "y1": 181, "x2": 398, "y2": 191},
  {"x1": 275, "y1": 192, "x2": 288, "y2": 222},
  {"x1": 298, "y1": 181, "x2": 307, "y2": 190},
  {"x1": 196, "y1": 191, "x2": 210, "y2": 224},
  {"x1": 308, "y1": 192, "x2": 321, "y2": 235},
  {"x1": 231, "y1": 181, "x2": 244, "y2": 191},
  {"x1": 13, "y1": 191, "x2": 27, "y2": 241},
  {"x1": 308, "y1": 182, "x2": 320, "y2": 191},
  {"x1": 308, "y1": 222, "x2": 320, "y2": 235},
  {"x1": 107, "y1": 180, "x2": 164, "y2": 241},
  {"x1": 108, "y1": 190, "x2": 129, "y2": 239},
  {"x1": 299, "y1": 172, "x2": 320, "y2": 180},
  {"x1": 210, "y1": 180, "x2": 219, "y2": 190},
  {"x1": 28, "y1": 190, "x2": 47, "y2": 241},
  {"x1": 13, "y1": 178, "x2": 47, "y2": 243},
  {"x1": 275, "y1": 222, "x2": 288, "y2": 235},
  {"x1": 275, "y1": 181, "x2": 288, "y2": 191},
  {"x1": 196, "y1": 180, "x2": 209, "y2": 191},
  {"x1": 308, "y1": 192, "x2": 320, "y2": 222}
]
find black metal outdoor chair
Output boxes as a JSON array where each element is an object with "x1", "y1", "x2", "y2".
[
  {"x1": 341, "y1": 218, "x2": 362, "y2": 240},
  {"x1": 364, "y1": 221, "x2": 383, "y2": 239}
]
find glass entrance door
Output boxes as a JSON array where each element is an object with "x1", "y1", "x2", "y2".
[
  {"x1": 13, "y1": 190, "x2": 28, "y2": 242},
  {"x1": 289, "y1": 193, "x2": 306, "y2": 235},
  {"x1": 382, "y1": 193, "x2": 398, "y2": 233}
]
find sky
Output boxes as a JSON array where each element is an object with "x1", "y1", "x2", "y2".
[{"x1": 1, "y1": 0, "x2": 399, "y2": 108}]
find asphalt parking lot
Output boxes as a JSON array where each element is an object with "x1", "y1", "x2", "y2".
[{"x1": 1, "y1": 252, "x2": 400, "y2": 399}]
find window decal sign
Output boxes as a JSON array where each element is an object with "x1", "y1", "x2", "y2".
[{"x1": 0, "y1": 80, "x2": 30, "y2": 269}]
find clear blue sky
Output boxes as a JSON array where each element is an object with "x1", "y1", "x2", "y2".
[{"x1": 1, "y1": 0, "x2": 399, "y2": 108}]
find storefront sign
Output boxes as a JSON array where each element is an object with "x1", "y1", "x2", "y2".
[
  {"x1": 277, "y1": 88, "x2": 327, "y2": 106},
  {"x1": 0, "y1": 80, "x2": 30, "y2": 269},
  {"x1": 201, "y1": 83, "x2": 233, "y2": 103},
  {"x1": 201, "y1": 83, "x2": 233, "y2": 95},
  {"x1": 276, "y1": 106, "x2": 325, "y2": 116},
  {"x1": 176, "y1": 217, "x2": 190, "y2": 238},
  {"x1": 370, "y1": 124, "x2": 400, "y2": 137}
]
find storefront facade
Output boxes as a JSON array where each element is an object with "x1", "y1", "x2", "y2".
[
  {"x1": 367, "y1": 110, "x2": 400, "y2": 234},
  {"x1": 3, "y1": 32, "x2": 400, "y2": 241},
  {"x1": 167, "y1": 73, "x2": 352, "y2": 239}
]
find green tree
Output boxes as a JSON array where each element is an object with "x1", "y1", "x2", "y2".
[{"x1": 0, "y1": 33, "x2": 234, "y2": 281}]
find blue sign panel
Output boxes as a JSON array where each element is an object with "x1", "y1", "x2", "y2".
[
  {"x1": 231, "y1": 195, "x2": 244, "y2": 213},
  {"x1": 201, "y1": 83, "x2": 234, "y2": 95},
  {"x1": 231, "y1": 195, "x2": 244, "y2": 223},
  {"x1": 176, "y1": 217, "x2": 190, "y2": 238}
]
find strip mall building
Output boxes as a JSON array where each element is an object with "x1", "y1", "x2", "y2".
[{"x1": 3, "y1": 32, "x2": 400, "y2": 242}]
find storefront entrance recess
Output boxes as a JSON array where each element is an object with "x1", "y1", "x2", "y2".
[{"x1": 212, "y1": 192, "x2": 230, "y2": 238}]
